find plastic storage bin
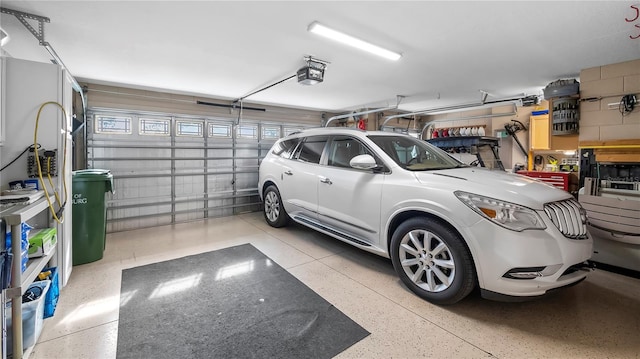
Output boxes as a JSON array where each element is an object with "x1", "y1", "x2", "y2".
[
  {"x1": 40, "y1": 266, "x2": 59, "y2": 318},
  {"x1": 543, "y1": 79, "x2": 579, "y2": 99},
  {"x1": 72, "y1": 169, "x2": 113, "y2": 265},
  {"x1": 5, "y1": 280, "x2": 51, "y2": 354}
]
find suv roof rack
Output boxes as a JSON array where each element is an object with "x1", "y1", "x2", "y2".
[{"x1": 283, "y1": 126, "x2": 367, "y2": 138}]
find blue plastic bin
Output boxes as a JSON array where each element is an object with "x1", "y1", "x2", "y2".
[{"x1": 40, "y1": 266, "x2": 59, "y2": 318}]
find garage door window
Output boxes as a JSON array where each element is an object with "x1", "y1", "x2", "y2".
[
  {"x1": 176, "y1": 120, "x2": 203, "y2": 137},
  {"x1": 262, "y1": 126, "x2": 280, "y2": 140},
  {"x1": 209, "y1": 123, "x2": 232, "y2": 138},
  {"x1": 140, "y1": 118, "x2": 170, "y2": 136},
  {"x1": 95, "y1": 115, "x2": 132, "y2": 134},
  {"x1": 237, "y1": 125, "x2": 258, "y2": 139}
]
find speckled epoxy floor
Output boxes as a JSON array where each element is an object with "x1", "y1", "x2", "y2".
[{"x1": 30, "y1": 212, "x2": 640, "y2": 358}]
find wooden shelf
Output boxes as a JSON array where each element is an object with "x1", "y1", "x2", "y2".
[
  {"x1": 20, "y1": 247, "x2": 57, "y2": 296},
  {"x1": 579, "y1": 140, "x2": 640, "y2": 163},
  {"x1": 427, "y1": 135, "x2": 499, "y2": 149},
  {"x1": 579, "y1": 139, "x2": 640, "y2": 148}
]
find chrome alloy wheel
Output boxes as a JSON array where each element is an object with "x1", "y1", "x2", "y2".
[
  {"x1": 398, "y1": 229, "x2": 456, "y2": 293},
  {"x1": 264, "y1": 190, "x2": 280, "y2": 222}
]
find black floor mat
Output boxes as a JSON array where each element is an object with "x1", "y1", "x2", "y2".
[{"x1": 116, "y1": 244, "x2": 370, "y2": 359}]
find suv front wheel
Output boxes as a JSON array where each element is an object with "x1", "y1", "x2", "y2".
[
  {"x1": 263, "y1": 185, "x2": 289, "y2": 228},
  {"x1": 390, "y1": 217, "x2": 476, "y2": 305}
]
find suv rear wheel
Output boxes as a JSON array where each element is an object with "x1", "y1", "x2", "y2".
[
  {"x1": 263, "y1": 185, "x2": 289, "y2": 228},
  {"x1": 390, "y1": 217, "x2": 475, "y2": 305}
]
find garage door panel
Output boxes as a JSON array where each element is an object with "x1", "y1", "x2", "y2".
[
  {"x1": 109, "y1": 178, "x2": 172, "y2": 203},
  {"x1": 208, "y1": 174, "x2": 233, "y2": 192},
  {"x1": 234, "y1": 194, "x2": 257, "y2": 210},
  {"x1": 207, "y1": 198, "x2": 235, "y2": 217},
  {"x1": 177, "y1": 148, "x2": 206, "y2": 157},
  {"x1": 174, "y1": 160, "x2": 206, "y2": 171},
  {"x1": 108, "y1": 204, "x2": 172, "y2": 225},
  {"x1": 175, "y1": 201, "x2": 206, "y2": 222},
  {"x1": 235, "y1": 172, "x2": 259, "y2": 190},
  {"x1": 137, "y1": 204, "x2": 172, "y2": 217},
  {"x1": 92, "y1": 161, "x2": 172, "y2": 173},
  {"x1": 235, "y1": 158, "x2": 259, "y2": 168},
  {"x1": 138, "y1": 215, "x2": 173, "y2": 228},
  {"x1": 207, "y1": 159, "x2": 233, "y2": 170},
  {"x1": 235, "y1": 147, "x2": 258, "y2": 154},
  {"x1": 107, "y1": 215, "x2": 173, "y2": 233},
  {"x1": 175, "y1": 175, "x2": 205, "y2": 196},
  {"x1": 208, "y1": 148, "x2": 233, "y2": 155},
  {"x1": 174, "y1": 213, "x2": 204, "y2": 222},
  {"x1": 97, "y1": 148, "x2": 171, "y2": 157},
  {"x1": 89, "y1": 110, "x2": 310, "y2": 232}
]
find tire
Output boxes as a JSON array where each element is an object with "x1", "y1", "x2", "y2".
[
  {"x1": 263, "y1": 185, "x2": 289, "y2": 228},
  {"x1": 390, "y1": 217, "x2": 476, "y2": 305}
]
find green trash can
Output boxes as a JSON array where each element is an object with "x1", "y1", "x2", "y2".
[{"x1": 72, "y1": 169, "x2": 113, "y2": 265}]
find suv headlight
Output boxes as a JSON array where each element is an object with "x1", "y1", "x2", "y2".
[{"x1": 454, "y1": 191, "x2": 546, "y2": 232}]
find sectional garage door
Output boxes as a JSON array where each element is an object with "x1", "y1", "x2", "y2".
[{"x1": 86, "y1": 108, "x2": 309, "y2": 232}]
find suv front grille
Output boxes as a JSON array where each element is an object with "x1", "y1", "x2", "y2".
[{"x1": 544, "y1": 198, "x2": 588, "y2": 239}]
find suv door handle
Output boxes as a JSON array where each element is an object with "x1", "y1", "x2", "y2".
[
  {"x1": 319, "y1": 177, "x2": 332, "y2": 185},
  {"x1": 284, "y1": 170, "x2": 293, "y2": 176}
]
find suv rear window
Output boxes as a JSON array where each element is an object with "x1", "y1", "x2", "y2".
[
  {"x1": 295, "y1": 136, "x2": 328, "y2": 164},
  {"x1": 271, "y1": 138, "x2": 300, "y2": 158}
]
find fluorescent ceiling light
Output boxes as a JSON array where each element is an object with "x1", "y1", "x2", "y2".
[{"x1": 308, "y1": 21, "x2": 402, "y2": 61}]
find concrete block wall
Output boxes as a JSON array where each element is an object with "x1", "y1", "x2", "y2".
[{"x1": 579, "y1": 59, "x2": 640, "y2": 141}]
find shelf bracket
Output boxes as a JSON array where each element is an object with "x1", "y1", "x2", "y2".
[
  {"x1": 0, "y1": 7, "x2": 51, "y2": 46},
  {"x1": 4, "y1": 286, "x2": 22, "y2": 299},
  {"x1": 1, "y1": 6, "x2": 85, "y2": 101}
]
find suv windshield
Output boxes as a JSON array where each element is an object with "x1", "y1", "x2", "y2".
[{"x1": 368, "y1": 135, "x2": 465, "y2": 171}]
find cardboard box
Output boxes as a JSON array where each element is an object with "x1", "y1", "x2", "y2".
[{"x1": 28, "y1": 228, "x2": 57, "y2": 258}]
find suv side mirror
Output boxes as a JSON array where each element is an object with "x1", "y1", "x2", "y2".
[{"x1": 350, "y1": 154, "x2": 378, "y2": 170}]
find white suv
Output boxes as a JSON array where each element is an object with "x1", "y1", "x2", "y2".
[{"x1": 258, "y1": 128, "x2": 593, "y2": 304}]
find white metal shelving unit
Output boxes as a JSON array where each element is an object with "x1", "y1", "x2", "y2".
[{"x1": 0, "y1": 196, "x2": 55, "y2": 359}]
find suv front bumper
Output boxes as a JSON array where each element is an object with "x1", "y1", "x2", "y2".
[{"x1": 460, "y1": 218, "x2": 593, "y2": 297}]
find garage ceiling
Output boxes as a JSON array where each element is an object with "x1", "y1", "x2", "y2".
[{"x1": 1, "y1": 1, "x2": 639, "y2": 113}]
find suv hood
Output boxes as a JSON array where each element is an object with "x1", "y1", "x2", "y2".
[{"x1": 414, "y1": 167, "x2": 572, "y2": 210}]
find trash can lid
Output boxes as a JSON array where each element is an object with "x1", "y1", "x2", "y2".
[{"x1": 72, "y1": 169, "x2": 113, "y2": 181}]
